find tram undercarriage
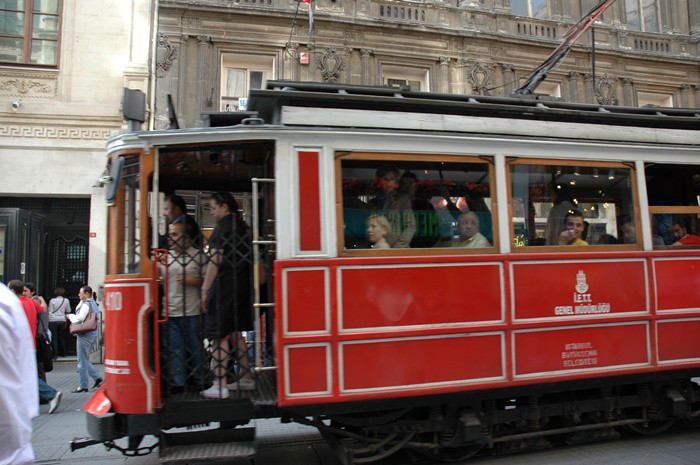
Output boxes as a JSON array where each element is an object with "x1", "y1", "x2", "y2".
[{"x1": 292, "y1": 373, "x2": 700, "y2": 465}]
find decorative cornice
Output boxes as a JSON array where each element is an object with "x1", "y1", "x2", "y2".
[{"x1": 0, "y1": 124, "x2": 118, "y2": 140}]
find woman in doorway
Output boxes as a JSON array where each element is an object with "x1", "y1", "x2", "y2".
[
  {"x1": 66, "y1": 286, "x2": 103, "y2": 393},
  {"x1": 47, "y1": 287, "x2": 71, "y2": 358},
  {"x1": 200, "y1": 191, "x2": 254, "y2": 399}
]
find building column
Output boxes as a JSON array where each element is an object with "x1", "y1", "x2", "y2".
[
  {"x1": 567, "y1": 71, "x2": 579, "y2": 102},
  {"x1": 499, "y1": 63, "x2": 515, "y2": 95},
  {"x1": 493, "y1": 0, "x2": 509, "y2": 13},
  {"x1": 694, "y1": 85, "x2": 700, "y2": 108},
  {"x1": 285, "y1": 43, "x2": 300, "y2": 81},
  {"x1": 583, "y1": 73, "x2": 595, "y2": 103},
  {"x1": 360, "y1": 49, "x2": 373, "y2": 85},
  {"x1": 680, "y1": 84, "x2": 691, "y2": 108},
  {"x1": 196, "y1": 35, "x2": 212, "y2": 126},
  {"x1": 621, "y1": 78, "x2": 635, "y2": 106},
  {"x1": 437, "y1": 57, "x2": 450, "y2": 93}
]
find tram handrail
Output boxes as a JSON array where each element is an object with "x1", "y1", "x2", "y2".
[{"x1": 252, "y1": 177, "x2": 277, "y2": 372}]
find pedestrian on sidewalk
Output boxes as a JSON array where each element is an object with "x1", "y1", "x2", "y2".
[
  {"x1": 8, "y1": 280, "x2": 62, "y2": 415},
  {"x1": 0, "y1": 283, "x2": 39, "y2": 465},
  {"x1": 47, "y1": 287, "x2": 70, "y2": 358},
  {"x1": 24, "y1": 283, "x2": 51, "y2": 381},
  {"x1": 67, "y1": 285, "x2": 103, "y2": 393}
]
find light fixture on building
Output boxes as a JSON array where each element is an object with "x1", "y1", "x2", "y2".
[{"x1": 11, "y1": 100, "x2": 21, "y2": 111}]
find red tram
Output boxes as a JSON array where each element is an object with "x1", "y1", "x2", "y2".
[{"x1": 76, "y1": 81, "x2": 700, "y2": 464}]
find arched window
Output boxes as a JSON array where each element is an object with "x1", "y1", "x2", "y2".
[
  {"x1": 511, "y1": 0, "x2": 550, "y2": 19},
  {"x1": 625, "y1": 0, "x2": 660, "y2": 32}
]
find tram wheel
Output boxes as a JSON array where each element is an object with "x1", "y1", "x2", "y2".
[{"x1": 624, "y1": 418, "x2": 675, "y2": 436}]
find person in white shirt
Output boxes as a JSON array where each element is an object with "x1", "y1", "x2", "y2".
[
  {"x1": 47, "y1": 287, "x2": 71, "y2": 358},
  {"x1": 160, "y1": 222, "x2": 206, "y2": 392},
  {"x1": 67, "y1": 286, "x2": 103, "y2": 393},
  {"x1": 0, "y1": 283, "x2": 39, "y2": 465}
]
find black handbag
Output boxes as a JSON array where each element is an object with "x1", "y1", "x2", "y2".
[{"x1": 36, "y1": 335, "x2": 53, "y2": 364}]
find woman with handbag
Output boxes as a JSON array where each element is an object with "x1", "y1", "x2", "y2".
[{"x1": 66, "y1": 286, "x2": 103, "y2": 393}]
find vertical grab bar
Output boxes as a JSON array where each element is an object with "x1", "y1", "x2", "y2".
[{"x1": 251, "y1": 178, "x2": 276, "y2": 372}]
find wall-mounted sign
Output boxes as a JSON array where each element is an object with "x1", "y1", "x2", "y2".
[{"x1": 300, "y1": 52, "x2": 309, "y2": 65}]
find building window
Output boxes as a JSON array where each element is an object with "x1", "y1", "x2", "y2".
[
  {"x1": 637, "y1": 91, "x2": 673, "y2": 108},
  {"x1": 625, "y1": 0, "x2": 660, "y2": 33},
  {"x1": 0, "y1": 0, "x2": 62, "y2": 66},
  {"x1": 511, "y1": 0, "x2": 550, "y2": 19},
  {"x1": 220, "y1": 54, "x2": 274, "y2": 111},
  {"x1": 381, "y1": 65, "x2": 429, "y2": 92}
]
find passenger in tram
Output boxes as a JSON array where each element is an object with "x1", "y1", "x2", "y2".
[
  {"x1": 450, "y1": 211, "x2": 491, "y2": 248},
  {"x1": 619, "y1": 218, "x2": 637, "y2": 245},
  {"x1": 200, "y1": 191, "x2": 254, "y2": 399},
  {"x1": 545, "y1": 184, "x2": 576, "y2": 246},
  {"x1": 163, "y1": 194, "x2": 202, "y2": 248},
  {"x1": 160, "y1": 221, "x2": 207, "y2": 393},
  {"x1": 557, "y1": 210, "x2": 589, "y2": 246},
  {"x1": 399, "y1": 171, "x2": 440, "y2": 248},
  {"x1": 671, "y1": 221, "x2": 700, "y2": 247},
  {"x1": 366, "y1": 214, "x2": 391, "y2": 250},
  {"x1": 368, "y1": 165, "x2": 415, "y2": 248},
  {"x1": 598, "y1": 233, "x2": 618, "y2": 245}
]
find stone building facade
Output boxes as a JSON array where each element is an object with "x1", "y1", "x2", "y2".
[
  {"x1": 154, "y1": 0, "x2": 700, "y2": 129},
  {"x1": 0, "y1": 0, "x2": 153, "y2": 302}
]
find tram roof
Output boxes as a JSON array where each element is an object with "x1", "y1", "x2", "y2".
[{"x1": 246, "y1": 80, "x2": 700, "y2": 131}]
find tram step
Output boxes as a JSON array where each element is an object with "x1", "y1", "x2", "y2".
[{"x1": 160, "y1": 426, "x2": 255, "y2": 464}]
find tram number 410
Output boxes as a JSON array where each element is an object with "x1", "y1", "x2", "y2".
[{"x1": 105, "y1": 291, "x2": 123, "y2": 311}]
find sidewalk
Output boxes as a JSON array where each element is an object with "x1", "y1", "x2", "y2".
[{"x1": 32, "y1": 360, "x2": 322, "y2": 464}]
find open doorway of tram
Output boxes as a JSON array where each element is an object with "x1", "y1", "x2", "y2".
[
  {"x1": 155, "y1": 141, "x2": 275, "y2": 399},
  {"x1": 0, "y1": 198, "x2": 90, "y2": 357}
]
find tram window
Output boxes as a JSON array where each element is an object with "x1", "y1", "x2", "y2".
[
  {"x1": 118, "y1": 155, "x2": 141, "y2": 274},
  {"x1": 646, "y1": 164, "x2": 700, "y2": 249},
  {"x1": 509, "y1": 162, "x2": 638, "y2": 248},
  {"x1": 339, "y1": 156, "x2": 495, "y2": 252}
]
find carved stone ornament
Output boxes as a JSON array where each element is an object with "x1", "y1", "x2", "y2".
[
  {"x1": 180, "y1": 17, "x2": 202, "y2": 29},
  {"x1": 315, "y1": 46, "x2": 346, "y2": 83},
  {"x1": 465, "y1": 61, "x2": 494, "y2": 95},
  {"x1": 0, "y1": 78, "x2": 54, "y2": 96},
  {"x1": 156, "y1": 34, "x2": 178, "y2": 78},
  {"x1": 595, "y1": 74, "x2": 618, "y2": 106}
]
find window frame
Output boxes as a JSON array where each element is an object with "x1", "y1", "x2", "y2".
[
  {"x1": 219, "y1": 53, "x2": 274, "y2": 111},
  {"x1": 506, "y1": 157, "x2": 642, "y2": 253},
  {"x1": 335, "y1": 151, "x2": 499, "y2": 257},
  {"x1": 0, "y1": 0, "x2": 63, "y2": 67}
]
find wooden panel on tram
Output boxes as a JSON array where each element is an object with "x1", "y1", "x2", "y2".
[
  {"x1": 283, "y1": 268, "x2": 329, "y2": 334},
  {"x1": 339, "y1": 263, "x2": 504, "y2": 330},
  {"x1": 511, "y1": 260, "x2": 648, "y2": 321},
  {"x1": 340, "y1": 332, "x2": 504, "y2": 392},
  {"x1": 657, "y1": 319, "x2": 700, "y2": 364},
  {"x1": 654, "y1": 258, "x2": 700, "y2": 312},
  {"x1": 513, "y1": 323, "x2": 650, "y2": 378}
]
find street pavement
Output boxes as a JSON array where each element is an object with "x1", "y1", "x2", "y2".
[{"x1": 32, "y1": 361, "x2": 700, "y2": 464}]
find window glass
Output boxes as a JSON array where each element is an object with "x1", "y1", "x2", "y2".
[
  {"x1": 531, "y1": 0, "x2": 549, "y2": 19},
  {"x1": 511, "y1": 0, "x2": 528, "y2": 16},
  {"x1": 642, "y1": 0, "x2": 659, "y2": 32},
  {"x1": 33, "y1": 0, "x2": 59, "y2": 14},
  {"x1": 646, "y1": 164, "x2": 700, "y2": 249},
  {"x1": 341, "y1": 157, "x2": 494, "y2": 251},
  {"x1": 625, "y1": 0, "x2": 641, "y2": 30},
  {"x1": 225, "y1": 69, "x2": 246, "y2": 97},
  {"x1": 0, "y1": 10, "x2": 24, "y2": 35},
  {"x1": 510, "y1": 163, "x2": 637, "y2": 247},
  {"x1": 249, "y1": 70, "x2": 267, "y2": 91},
  {"x1": 0, "y1": 36, "x2": 23, "y2": 63}
]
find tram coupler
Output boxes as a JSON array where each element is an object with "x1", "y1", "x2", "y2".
[{"x1": 70, "y1": 437, "x2": 102, "y2": 452}]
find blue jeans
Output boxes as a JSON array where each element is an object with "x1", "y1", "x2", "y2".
[
  {"x1": 77, "y1": 331, "x2": 101, "y2": 389},
  {"x1": 162, "y1": 316, "x2": 205, "y2": 387},
  {"x1": 38, "y1": 377, "x2": 57, "y2": 403}
]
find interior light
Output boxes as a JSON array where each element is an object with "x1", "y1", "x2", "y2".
[
  {"x1": 569, "y1": 180, "x2": 576, "y2": 186},
  {"x1": 573, "y1": 198, "x2": 579, "y2": 204},
  {"x1": 556, "y1": 184, "x2": 562, "y2": 190},
  {"x1": 608, "y1": 169, "x2": 615, "y2": 180},
  {"x1": 592, "y1": 168, "x2": 599, "y2": 178}
]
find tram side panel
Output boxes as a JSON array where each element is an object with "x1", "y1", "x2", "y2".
[{"x1": 275, "y1": 253, "x2": 700, "y2": 408}]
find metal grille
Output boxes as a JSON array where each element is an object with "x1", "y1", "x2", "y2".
[{"x1": 50, "y1": 233, "x2": 88, "y2": 297}]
